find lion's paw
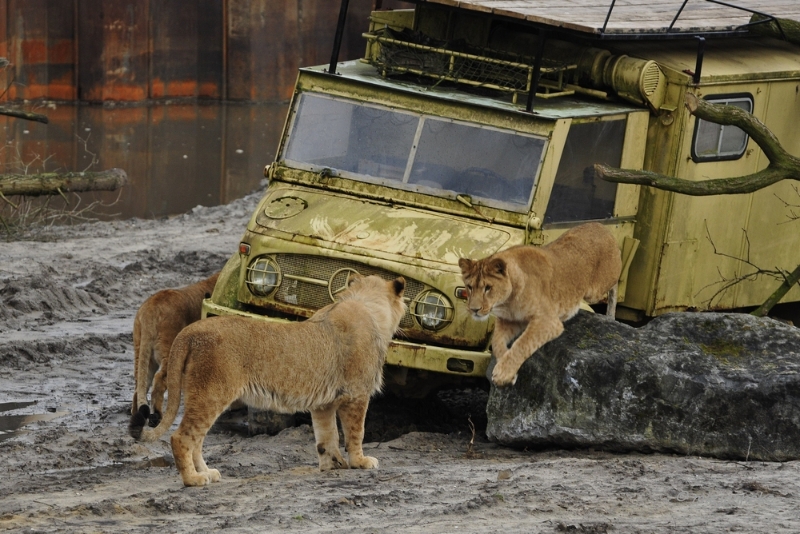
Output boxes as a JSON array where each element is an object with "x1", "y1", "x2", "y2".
[
  {"x1": 491, "y1": 364, "x2": 519, "y2": 387},
  {"x1": 205, "y1": 469, "x2": 221, "y2": 483},
  {"x1": 319, "y1": 452, "x2": 349, "y2": 471},
  {"x1": 180, "y1": 468, "x2": 221, "y2": 487},
  {"x1": 350, "y1": 456, "x2": 379, "y2": 469}
]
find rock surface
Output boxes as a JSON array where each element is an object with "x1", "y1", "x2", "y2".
[{"x1": 486, "y1": 311, "x2": 800, "y2": 461}]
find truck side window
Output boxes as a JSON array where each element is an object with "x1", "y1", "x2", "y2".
[
  {"x1": 691, "y1": 95, "x2": 752, "y2": 162},
  {"x1": 544, "y1": 119, "x2": 625, "y2": 224}
]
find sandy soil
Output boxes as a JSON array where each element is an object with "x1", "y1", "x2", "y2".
[{"x1": 1, "y1": 187, "x2": 799, "y2": 533}]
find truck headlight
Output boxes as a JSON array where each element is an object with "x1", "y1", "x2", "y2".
[
  {"x1": 412, "y1": 290, "x2": 453, "y2": 330},
  {"x1": 246, "y1": 256, "x2": 281, "y2": 296}
]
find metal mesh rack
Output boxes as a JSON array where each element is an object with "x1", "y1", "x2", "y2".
[{"x1": 363, "y1": 30, "x2": 577, "y2": 103}]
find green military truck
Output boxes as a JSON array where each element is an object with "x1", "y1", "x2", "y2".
[{"x1": 203, "y1": 1, "x2": 800, "y2": 399}]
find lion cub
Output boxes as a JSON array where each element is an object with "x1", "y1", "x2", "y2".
[
  {"x1": 131, "y1": 274, "x2": 406, "y2": 487},
  {"x1": 459, "y1": 222, "x2": 621, "y2": 387},
  {"x1": 130, "y1": 272, "x2": 219, "y2": 429}
]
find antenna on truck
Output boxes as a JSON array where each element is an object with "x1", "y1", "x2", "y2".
[{"x1": 327, "y1": 0, "x2": 351, "y2": 75}]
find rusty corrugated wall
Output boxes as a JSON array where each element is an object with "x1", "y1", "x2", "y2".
[
  {"x1": 0, "y1": 0, "x2": 410, "y2": 103},
  {"x1": 3, "y1": 0, "x2": 77, "y2": 100}
]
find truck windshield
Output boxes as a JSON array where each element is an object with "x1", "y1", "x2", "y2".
[{"x1": 282, "y1": 93, "x2": 546, "y2": 212}]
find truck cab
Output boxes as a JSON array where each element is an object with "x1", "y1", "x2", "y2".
[{"x1": 203, "y1": 1, "x2": 800, "y2": 395}]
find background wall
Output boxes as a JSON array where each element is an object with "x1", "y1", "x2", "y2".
[{"x1": 0, "y1": 0, "x2": 411, "y2": 103}]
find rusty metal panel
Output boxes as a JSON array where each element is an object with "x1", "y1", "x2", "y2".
[
  {"x1": 0, "y1": 0, "x2": 8, "y2": 101},
  {"x1": 8, "y1": 0, "x2": 48, "y2": 100},
  {"x1": 78, "y1": 0, "x2": 149, "y2": 102},
  {"x1": 294, "y1": 1, "x2": 372, "y2": 68},
  {"x1": 44, "y1": 0, "x2": 76, "y2": 100},
  {"x1": 226, "y1": 0, "x2": 380, "y2": 102},
  {"x1": 227, "y1": 0, "x2": 300, "y2": 101},
  {"x1": 150, "y1": 0, "x2": 223, "y2": 99},
  {"x1": 3, "y1": 0, "x2": 406, "y2": 104},
  {"x1": 5, "y1": 0, "x2": 76, "y2": 100}
]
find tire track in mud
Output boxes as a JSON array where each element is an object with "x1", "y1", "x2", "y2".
[{"x1": 0, "y1": 250, "x2": 229, "y2": 333}]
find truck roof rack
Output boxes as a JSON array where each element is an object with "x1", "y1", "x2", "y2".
[
  {"x1": 329, "y1": 1, "x2": 799, "y2": 111},
  {"x1": 386, "y1": 0, "x2": 797, "y2": 41},
  {"x1": 364, "y1": 27, "x2": 578, "y2": 103}
]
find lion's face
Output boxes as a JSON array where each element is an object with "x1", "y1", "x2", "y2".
[{"x1": 458, "y1": 257, "x2": 512, "y2": 320}]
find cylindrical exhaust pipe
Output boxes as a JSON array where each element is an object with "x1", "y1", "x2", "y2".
[{"x1": 544, "y1": 41, "x2": 667, "y2": 111}]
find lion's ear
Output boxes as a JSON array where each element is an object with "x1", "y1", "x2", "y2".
[
  {"x1": 393, "y1": 277, "x2": 406, "y2": 296},
  {"x1": 458, "y1": 258, "x2": 473, "y2": 274},
  {"x1": 488, "y1": 258, "x2": 506, "y2": 276},
  {"x1": 347, "y1": 273, "x2": 363, "y2": 286}
]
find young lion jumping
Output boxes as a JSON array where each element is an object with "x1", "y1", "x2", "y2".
[
  {"x1": 130, "y1": 274, "x2": 406, "y2": 487},
  {"x1": 459, "y1": 222, "x2": 621, "y2": 387},
  {"x1": 130, "y1": 271, "x2": 219, "y2": 429}
]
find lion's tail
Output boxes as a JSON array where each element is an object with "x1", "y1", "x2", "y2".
[
  {"x1": 130, "y1": 312, "x2": 155, "y2": 417},
  {"x1": 130, "y1": 314, "x2": 143, "y2": 417},
  {"x1": 131, "y1": 331, "x2": 190, "y2": 443},
  {"x1": 128, "y1": 313, "x2": 154, "y2": 436}
]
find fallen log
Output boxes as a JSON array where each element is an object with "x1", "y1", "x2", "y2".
[{"x1": 0, "y1": 168, "x2": 128, "y2": 198}]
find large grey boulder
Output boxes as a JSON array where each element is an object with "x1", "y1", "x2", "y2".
[{"x1": 486, "y1": 311, "x2": 800, "y2": 461}]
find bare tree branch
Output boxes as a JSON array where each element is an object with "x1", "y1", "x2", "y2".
[
  {"x1": 751, "y1": 264, "x2": 800, "y2": 317},
  {"x1": 0, "y1": 107, "x2": 49, "y2": 124},
  {"x1": 697, "y1": 224, "x2": 788, "y2": 308},
  {"x1": 596, "y1": 93, "x2": 800, "y2": 195},
  {"x1": 595, "y1": 92, "x2": 800, "y2": 316},
  {"x1": 748, "y1": 15, "x2": 800, "y2": 47}
]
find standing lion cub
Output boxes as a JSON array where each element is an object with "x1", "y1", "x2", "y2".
[
  {"x1": 130, "y1": 274, "x2": 406, "y2": 487},
  {"x1": 459, "y1": 222, "x2": 621, "y2": 387},
  {"x1": 130, "y1": 271, "x2": 219, "y2": 429}
]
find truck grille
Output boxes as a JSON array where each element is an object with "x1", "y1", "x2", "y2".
[{"x1": 273, "y1": 254, "x2": 425, "y2": 329}]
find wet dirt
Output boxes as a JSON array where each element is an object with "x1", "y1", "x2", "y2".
[{"x1": 1, "y1": 186, "x2": 799, "y2": 533}]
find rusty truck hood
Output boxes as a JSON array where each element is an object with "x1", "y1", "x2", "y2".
[{"x1": 253, "y1": 187, "x2": 512, "y2": 264}]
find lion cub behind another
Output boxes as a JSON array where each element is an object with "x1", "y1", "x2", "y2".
[
  {"x1": 131, "y1": 274, "x2": 406, "y2": 487},
  {"x1": 459, "y1": 222, "x2": 621, "y2": 387},
  {"x1": 130, "y1": 272, "x2": 220, "y2": 430}
]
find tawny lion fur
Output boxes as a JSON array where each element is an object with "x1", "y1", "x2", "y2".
[
  {"x1": 130, "y1": 272, "x2": 219, "y2": 425},
  {"x1": 458, "y1": 222, "x2": 621, "y2": 387},
  {"x1": 132, "y1": 274, "x2": 406, "y2": 487}
]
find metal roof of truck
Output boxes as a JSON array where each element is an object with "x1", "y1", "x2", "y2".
[{"x1": 409, "y1": 0, "x2": 800, "y2": 37}]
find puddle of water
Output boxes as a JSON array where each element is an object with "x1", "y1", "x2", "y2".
[
  {"x1": 1, "y1": 101, "x2": 288, "y2": 220},
  {"x1": 0, "y1": 410, "x2": 69, "y2": 443},
  {"x1": 0, "y1": 401, "x2": 37, "y2": 412}
]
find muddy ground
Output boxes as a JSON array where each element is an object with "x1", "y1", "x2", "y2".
[{"x1": 1, "y1": 186, "x2": 799, "y2": 533}]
